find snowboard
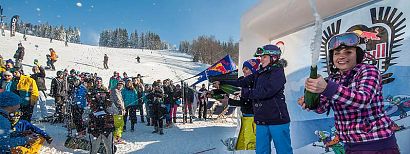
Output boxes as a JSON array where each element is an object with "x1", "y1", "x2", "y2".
[
  {"x1": 193, "y1": 147, "x2": 216, "y2": 154},
  {"x1": 64, "y1": 137, "x2": 117, "y2": 153}
]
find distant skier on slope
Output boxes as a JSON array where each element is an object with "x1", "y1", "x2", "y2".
[
  {"x1": 49, "y1": 48, "x2": 58, "y2": 71},
  {"x1": 104, "y1": 54, "x2": 109, "y2": 69},
  {"x1": 136, "y1": 56, "x2": 140, "y2": 63}
]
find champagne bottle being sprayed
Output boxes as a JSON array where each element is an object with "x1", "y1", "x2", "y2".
[
  {"x1": 304, "y1": 66, "x2": 320, "y2": 109},
  {"x1": 304, "y1": 0, "x2": 322, "y2": 110}
]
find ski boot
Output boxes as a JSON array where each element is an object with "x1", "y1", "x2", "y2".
[
  {"x1": 173, "y1": 117, "x2": 177, "y2": 123},
  {"x1": 183, "y1": 115, "x2": 187, "y2": 124},
  {"x1": 189, "y1": 116, "x2": 193, "y2": 123},
  {"x1": 131, "y1": 122, "x2": 135, "y2": 132},
  {"x1": 141, "y1": 116, "x2": 145, "y2": 123},
  {"x1": 146, "y1": 117, "x2": 151, "y2": 126},
  {"x1": 114, "y1": 137, "x2": 126, "y2": 144},
  {"x1": 166, "y1": 121, "x2": 171, "y2": 128},
  {"x1": 159, "y1": 128, "x2": 164, "y2": 135},
  {"x1": 152, "y1": 127, "x2": 159, "y2": 134}
]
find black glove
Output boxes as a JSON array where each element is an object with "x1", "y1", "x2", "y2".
[{"x1": 45, "y1": 136, "x2": 53, "y2": 144}]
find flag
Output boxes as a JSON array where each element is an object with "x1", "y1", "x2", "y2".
[
  {"x1": 191, "y1": 55, "x2": 237, "y2": 85},
  {"x1": 10, "y1": 15, "x2": 19, "y2": 37}
]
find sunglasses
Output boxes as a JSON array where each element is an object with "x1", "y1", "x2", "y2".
[
  {"x1": 254, "y1": 47, "x2": 281, "y2": 57},
  {"x1": 328, "y1": 32, "x2": 360, "y2": 51}
]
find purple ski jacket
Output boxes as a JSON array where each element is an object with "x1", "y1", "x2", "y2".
[{"x1": 316, "y1": 63, "x2": 393, "y2": 143}]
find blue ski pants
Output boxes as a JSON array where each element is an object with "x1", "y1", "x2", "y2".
[{"x1": 256, "y1": 123, "x2": 293, "y2": 154}]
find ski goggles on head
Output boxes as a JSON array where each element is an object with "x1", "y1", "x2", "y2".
[
  {"x1": 254, "y1": 47, "x2": 281, "y2": 57},
  {"x1": 328, "y1": 32, "x2": 361, "y2": 51},
  {"x1": 9, "y1": 111, "x2": 22, "y2": 118}
]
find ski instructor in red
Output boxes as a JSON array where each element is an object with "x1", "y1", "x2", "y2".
[{"x1": 298, "y1": 32, "x2": 400, "y2": 154}]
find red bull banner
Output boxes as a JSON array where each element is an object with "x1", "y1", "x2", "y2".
[{"x1": 192, "y1": 55, "x2": 237, "y2": 85}]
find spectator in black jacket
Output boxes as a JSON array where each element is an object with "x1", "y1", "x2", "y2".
[
  {"x1": 13, "y1": 43, "x2": 25, "y2": 69},
  {"x1": 198, "y1": 84, "x2": 208, "y2": 120},
  {"x1": 163, "y1": 79, "x2": 174, "y2": 127},
  {"x1": 149, "y1": 81, "x2": 165, "y2": 135},
  {"x1": 50, "y1": 71, "x2": 67, "y2": 123},
  {"x1": 171, "y1": 84, "x2": 182, "y2": 123}
]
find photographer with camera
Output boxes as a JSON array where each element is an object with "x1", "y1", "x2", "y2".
[{"x1": 87, "y1": 77, "x2": 115, "y2": 154}]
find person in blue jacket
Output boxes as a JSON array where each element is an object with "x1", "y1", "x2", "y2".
[
  {"x1": 71, "y1": 76, "x2": 88, "y2": 137},
  {"x1": 0, "y1": 92, "x2": 29, "y2": 153},
  {"x1": 215, "y1": 44, "x2": 293, "y2": 154},
  {"x1": 122, "y1": 80, "x2": 139, "y2": 132}
]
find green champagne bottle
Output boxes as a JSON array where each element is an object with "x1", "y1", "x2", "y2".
[
  {"x1": 220, "y1": 84, "x2": 240, "y2": 95},
  {"x1": 304, "y1": 66, "x2": 320, "y2": 109},
  {"x1": 211, "y1": 93, "x2": 225, "y2": 100},
  {"x1": 210, "y1": 89, "x2": 226, "y2": 100}
]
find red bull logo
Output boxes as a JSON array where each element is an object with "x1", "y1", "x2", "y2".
[
  {"x1": 353, "y1": 28, "x2": 381, "y2": 42},
  {"x1": 321, "y1": 6, "x2": 406, "y2": 85},
  {"x1": 208, "y1": 63, "x2": 227, "y2": 74}
]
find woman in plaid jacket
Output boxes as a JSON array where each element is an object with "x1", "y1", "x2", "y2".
[{"x1": 298, "y1": 32, "x2": 399, "y2": 153}]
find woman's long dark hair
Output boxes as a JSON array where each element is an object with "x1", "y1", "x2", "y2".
[{"x1": 328, "y1": 46, "x2": 364, "y2": 73}]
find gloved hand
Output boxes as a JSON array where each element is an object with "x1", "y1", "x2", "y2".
[
  {"x1": 45, "y1": 136, "x2": 53, "y2": 144},
  {"x1": 30, "y1": 96, "x2": 39, "y2": 105},
  {"x1": 213, "y1": 81, "x2": 220, "y2": 89}
]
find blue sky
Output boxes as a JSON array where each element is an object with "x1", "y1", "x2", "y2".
[{"x1": 1, "y1": 0, "x2": 258, "y2": 46}]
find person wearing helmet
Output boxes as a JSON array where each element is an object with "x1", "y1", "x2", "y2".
[
  {"x1": 50, "y1": 70, "x2": 67, "y2": 123},
  {"x1": 9, "y1": 110, "x2": 53, "y2": 153},
  {"x1": 0, "y1": 92, "x2": 30, "y2": 152},
  {"x1": 214, "y1": 44, "x2": 292, "y2": 154},
  {"x1": 298, "y1": 32, "x2": 399, "y2": 153}
]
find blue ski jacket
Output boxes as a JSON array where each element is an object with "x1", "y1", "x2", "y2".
[
  {"x1": 12, "y1": 119, "x2": 51, "y2": 139},
  {"x1": 122, "y1": 88, "x2": 138, "y2": 107},
  {"x1": 73, "y1": 85, "x2": 88, "y2": 108},
  {"x1": 222, "y1": 65, "x2": 290, "y2": 125},
  {"x1": 0, "y1": 109, "x2": 28, "y2": 152}
]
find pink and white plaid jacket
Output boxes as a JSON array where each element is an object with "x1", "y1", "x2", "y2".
[{"x1": 316, "y1": 63, "x2": 393, "y2": 143}]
